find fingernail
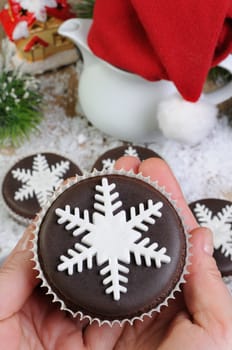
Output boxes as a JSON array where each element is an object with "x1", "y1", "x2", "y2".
[
  {"x1": 114, "y1": 156, "x2": 141, "y2": 172},
  {"x1": 203, "y1": 228, "x2": 214, "y2": 256}
]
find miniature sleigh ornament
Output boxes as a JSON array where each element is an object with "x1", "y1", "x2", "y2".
[
  {"x1": 0, "y1": 0, "x2": 79, "y2": 73},
  {"x1": 32, "y1": 169, "x2": 190, "y2": 326}
]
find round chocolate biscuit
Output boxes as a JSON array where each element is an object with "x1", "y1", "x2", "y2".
[
  {"x1": 91, "y1": 145, "x2": 162, "y2": 171},
  {"x1": 189, "y1": 198, "x2": 232, "y2": 276},
  {"x1": 2, "y1": 153, "x2": 82, "y2": 224},
  {"x1": 33, "y1": 172, "x2": 189, "y2": 324}
]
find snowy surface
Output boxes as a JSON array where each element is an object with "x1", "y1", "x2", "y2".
[{"x1": 0, "y1": 66, "x2": 232, "y2": 278}]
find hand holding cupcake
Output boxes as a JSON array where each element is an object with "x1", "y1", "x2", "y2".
[{"x1": 0, "y1": 157, "x2": 231, "y2": 349}]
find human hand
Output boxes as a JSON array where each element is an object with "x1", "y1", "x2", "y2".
[{"x1": 0, "y1": 157, "x2": 232, "y2": 350}]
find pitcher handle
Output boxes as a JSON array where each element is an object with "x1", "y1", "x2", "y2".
[
  {"x1": 58, "y1": 18, "x2": 92, "y2": 54},
  {"x1": 204, "y1": 55, "x2": 232, "y2": 105}
]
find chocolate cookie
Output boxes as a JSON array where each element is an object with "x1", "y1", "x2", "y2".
[
  {"x1": 2, "y1": 153, "x2": 82, "y2": 225},
  {"x1": 189, "y1": 198, "x2": 232, "y2": 276},
  {"x1": 33, "y1": 171, "x2": 189, "y2": 325},
  {"x1": 91, "y1": 145, "x2": 162, "y2": 171}
]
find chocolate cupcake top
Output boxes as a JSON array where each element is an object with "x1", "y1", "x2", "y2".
[
  {"x1": 2, "y1": 153, "x2": 82, "y2": 224},
  {"x1": 92, "y1": 145, "x2": 161, "y2": 171},
  {"x1": 189, "y1": 198, "x2": 232, "y2": 276},
  {"x1": 33, "y1": 170, "x2": 189, "y2": 325}
]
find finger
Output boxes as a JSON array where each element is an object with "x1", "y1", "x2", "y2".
[
  {"x1": 138, "y1": 158, "x2": 197, "y2": 231},
  {"x1": 184, "y1": 227, "x2": 232, "y2": 330},
  {"x1": 114, "y1": 156, "x2": 141, "y2": 172},
  {"x1": 84, "y1": 322, "x2": 124, "y2": 350},
  {"x1": 0, "y1": 224, "x2": 38, "y2": 320}
]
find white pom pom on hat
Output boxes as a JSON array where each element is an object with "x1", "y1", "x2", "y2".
[{"x1": 157, "y1": 94, "x2": 218, "y2": 145}]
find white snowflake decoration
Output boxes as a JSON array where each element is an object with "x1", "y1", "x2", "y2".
[
  {"x1": 124, "y1": 146, "x2": 139, "y2": 157},
  {"x1": 193, "y1": 203, "x2": 232, "y2": 259},
  {"x1": 56, "y1": 177, "x2": 171, "y2": 301},
  {"x1": 12, "y1": 154, "x2": 70, "y2": 207},
  {"x1": 102, "y1": 146, "x2": 139, "y2": 171},
  {"x1": 15, "y1": 0, "x2": 57, "y2": 22},
  {"x1": 102, "y1": 158, "x2": 115, "y2": 171}
]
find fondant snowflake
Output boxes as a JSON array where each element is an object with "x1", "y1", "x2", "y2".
[
  {"x1": 124, "y1": 146, "x2": 139, "y2": 157},
  {"x1": 12, "y1": 154, "x2": 70, "y2": 207},
  {"x1": 193, "y1": 203, "x2": 232, "y2": 259},
  {"x1": 102, "y1": 158, "x2": 115, "y2": 171},
  {"x1": 102, "y1": 146, "x2": 139, "y2": 170},
  {"x1": 56, "y1": 177, "x2": 171, "y2": 301}
]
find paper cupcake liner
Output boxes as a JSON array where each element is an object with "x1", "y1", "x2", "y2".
[
  {"x1": 2, "y1": 199, "x2": 32, "y2": 226},
  {"x1": 223, "y1": 276, "x2": 232, "y2": 295},
  {"x1": 31, "y1": 168, "x2": 191, "y2": 326}
]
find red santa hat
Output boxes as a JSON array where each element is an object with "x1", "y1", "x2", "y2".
[{"x1": 88, "y1": 0, "x2": 232, "y2": 102}]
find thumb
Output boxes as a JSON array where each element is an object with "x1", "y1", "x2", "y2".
[
  {"x1": 184, "y1": 227, "x2": 232, "y2": 329},
  {"x1": 0, "y1": 224, "x2": 38, "y2": 320}
]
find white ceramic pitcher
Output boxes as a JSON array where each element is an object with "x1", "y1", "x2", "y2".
[{"x1": 58, "y1": 18, "x2": 232, "y2": 142}]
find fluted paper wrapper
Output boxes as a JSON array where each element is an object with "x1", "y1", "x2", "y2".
[{"x1": 31, "y1": 169, "x2": 191, "y2": 326}]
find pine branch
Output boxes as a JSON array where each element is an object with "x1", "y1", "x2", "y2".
[
  {"x1": 0, "y1": 69, "x2": 42, "y2": 147},
  {"x1": 207, "y1": 66, "x2": 232, "y2": 85},
  {"x1": 75, "y1": 0, "x2": 95, "y2": 18}
]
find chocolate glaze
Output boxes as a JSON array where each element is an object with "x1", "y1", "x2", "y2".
[
  {"x1": 2, "y1": 153, "x2": 82, "y2": 221},
  {"x1": 92, "y1": 145, "x2": 162, "y2": 171},
  {"x1": 38, "y1": 174, "x2": 187, "y2": 321},
  {"x1": 189, "y1": 198, "x2": 232, "y2": 276}
]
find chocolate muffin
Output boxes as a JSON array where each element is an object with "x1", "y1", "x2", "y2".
[
  {"x1": 32, "y1": 170, "x2": 189, "y2": 325},
  {"x1": 91, "y1": 145, "x2": 162, "y2": 171},
  {"x1": 2, "y1": 153, "x2": 82, "y2": 225},
  {"x1": 189, "y1": 198, "x2": 232, "y2": 276}
]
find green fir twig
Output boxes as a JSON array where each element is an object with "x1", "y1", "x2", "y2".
[
  {"x1": 208, "y1": 66, "x2": 232, "y2": 85},
  {"x1": 0, "y1": 69, "x2": 43, "y2": 147},
  {"x1": 75, "y1": 0, "x2": 95, "y2": 18}
]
